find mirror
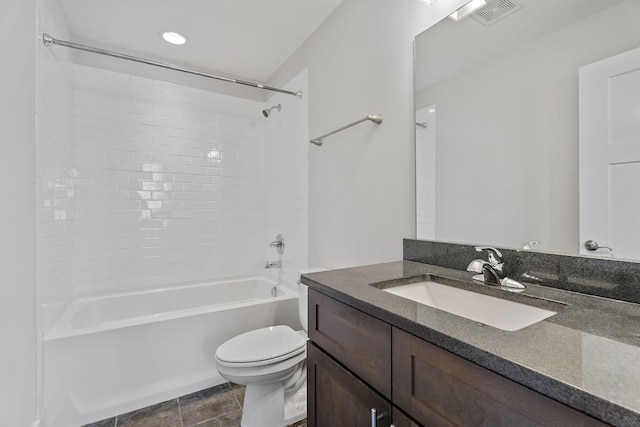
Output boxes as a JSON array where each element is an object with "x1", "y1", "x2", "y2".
[{"x1": 415, "y1": 0, "x2": 640, "y2": 259}]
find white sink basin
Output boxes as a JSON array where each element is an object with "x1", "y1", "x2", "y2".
[{"x1": 383, "y1": 281, "x2": 556, "y2": 331}]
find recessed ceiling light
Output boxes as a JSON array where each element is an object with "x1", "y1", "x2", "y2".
[
  {"x1": 416, "y1": 0, "x2": 437, "y2": 4},
  {"x1": 161, "y1": 31, "x2": 187, "y2": 46}
]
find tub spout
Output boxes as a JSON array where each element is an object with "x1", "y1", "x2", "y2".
[{"x1": 265, "y1": 260, "x2": 282, "y2": 269}]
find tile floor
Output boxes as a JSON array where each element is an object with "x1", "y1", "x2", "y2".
[{"x1": 82, "y1": 383, "x2": 306, "y2": 427}]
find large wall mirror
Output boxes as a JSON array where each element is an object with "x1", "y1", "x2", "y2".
[{"x1": 415, "y1": 0, "x2": 640, "y2": 260}]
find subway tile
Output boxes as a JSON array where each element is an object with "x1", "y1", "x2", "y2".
[{"x1": 40, "y1": 63, "x2": 309, "y2": 299}]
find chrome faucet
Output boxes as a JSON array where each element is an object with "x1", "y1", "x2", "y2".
[
  {"x1": 467, "y1": 246, "x2": 525, "y2": 290},
  {"x1": 265, "y1": 260, "x2": 282, "y2": 269},
  {"x1": 467, "y1": 246, "x2": 504, "y2": 285}
]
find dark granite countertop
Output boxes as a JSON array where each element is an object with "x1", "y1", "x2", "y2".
[{"x1": 301, "y1": 261, "x2": 640, "y2": 427}]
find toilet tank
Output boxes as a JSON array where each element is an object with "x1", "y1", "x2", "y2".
[{"x1": 298, "y1": 268, "x2": 328, "y2": 332}]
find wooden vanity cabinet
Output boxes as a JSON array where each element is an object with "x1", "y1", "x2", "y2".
[
  {"x1": 307, "y1": 289, "x2": 608, "y2": 427},
  {"x1": 307, "y1": 342, "x2": 392, "y2": 427},
  {"x1": 391, "y1": 408, "x2": 421, "y2": 427},
  {"x1": 308, "y1": 288, "x2": 391, "y2": 398},
  {"x1": 393, "y1": 328, "x2": 607, "y2": 427}
]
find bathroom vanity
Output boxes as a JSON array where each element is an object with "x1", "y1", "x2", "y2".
[{"x1": 302, "y1": 255, "x2": 640, "y2": 426}]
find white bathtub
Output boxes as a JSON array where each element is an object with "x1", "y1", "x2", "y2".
[{"x1": 44, "y1": 277, "x2": 300, "y2": 427}]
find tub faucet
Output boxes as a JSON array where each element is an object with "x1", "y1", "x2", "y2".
[
  {"x1": 269, "y1": 234, "x2": 285, "y2": 254},
  {"x1": 265, "y1": 260, "x2": 282, "y2": 269}
]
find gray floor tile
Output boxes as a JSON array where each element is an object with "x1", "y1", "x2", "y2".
[
  {"x1": 188, "y1": 410, "x2": 242, "y2": 427},
  {"x1": 179, "y1": 383, "x2": 241, "y2": 426},
  {"x1": 83, "y1": 384, "x2": 305, "y2": 427},
  {"x1": 81, "y1": 418, "x2": 116, "y2": 427},
  {"x1": 229, "y1": 383, "x2": 245, "y2": 407},
  {"x1": 116, "y1": 399, "x2": 182, "y2": 427}
]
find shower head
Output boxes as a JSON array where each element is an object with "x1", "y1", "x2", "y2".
[{"x1": 262, "y1": 104, "x2": 281, "y2": 118}]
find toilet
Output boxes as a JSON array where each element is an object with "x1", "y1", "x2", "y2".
[{"x1": 215, "y1": 268, "x2": 326, "y2": 427}]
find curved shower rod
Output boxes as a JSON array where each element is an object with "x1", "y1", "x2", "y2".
[
  {"x1": 42, "y1": 33, "x2": 303, "y2": 99},
  {"x1": 310, "y1": 114, "x2": 383, "y2": 146}
]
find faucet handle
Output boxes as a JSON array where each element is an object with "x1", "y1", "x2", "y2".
[
  {"x1": 466, "y1": 259, "x2": 489, "y2": 273},
  {"x1": 474, "y1": 246, "x2": 503, "y2": 263},
  {"x1": 522, "y1": 240, "x2": 540, "y2": 250},
  {"x1": 269, "y1": 234, "x2": 285, "y2": 254}
]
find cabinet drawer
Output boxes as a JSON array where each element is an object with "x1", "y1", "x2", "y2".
[
  {"x1": 309, "y1": 289, "x2": 392, "y2": 398},
  {"x1": 393, "y1": 328, "x2": 607, "y2": 427},
  {"x1": 308, "y1": 342, "x2": 392, "y2": 427}
]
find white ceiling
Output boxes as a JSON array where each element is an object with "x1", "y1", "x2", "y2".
[
  {"x1": 415, "y1": 0, "x2": 626, "y2": 92},
  {"x1": 59, "y1": 0, "x2": 344, "y2": 83}
]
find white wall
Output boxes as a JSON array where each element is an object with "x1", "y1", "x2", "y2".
[
  {"x1": 0, "y1": 0, "x2": 38, "y2": 425},
  {"x1": 264, "y1": 69, "x2": 309, "y2": 289},
  {"x1": 36, "y1": 0, "x2": 75, "y2": 338},
  {"x1": 416, "y1": 0, "x2": 640, "y2": 254},
  {"x1": 36, "y1": 0, "x2": 76, "y2": 422},
  {"x1": 268, "y1": 0, "x2": 469, "y2": 268}
]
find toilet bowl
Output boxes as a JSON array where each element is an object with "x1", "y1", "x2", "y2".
[{"x1": 215, "y1": 268, "x2": 326, "y2": 427}]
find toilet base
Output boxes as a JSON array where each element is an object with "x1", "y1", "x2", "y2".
[
  {"x1": 240, "y1": 379, "x2": 306, "y2": 427},
  {"x1": 283, "y1": 380, "x2": 306, "y2": 425}
]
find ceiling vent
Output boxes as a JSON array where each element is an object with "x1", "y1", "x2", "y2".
[{"x1": 471, "y1": 0, "x2": 523, "y2": 26}]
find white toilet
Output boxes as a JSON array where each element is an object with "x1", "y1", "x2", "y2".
[{"x1": 215, "y1": 268, "x2": 325, "y2": 427}]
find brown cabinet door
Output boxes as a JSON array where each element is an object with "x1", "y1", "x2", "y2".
[
  {"x1": 392, "y1": 407, "x2": 422, "y2": 427},
  {"x1": 308, "y1": 289, "x2": 392, "y2": 399},
  {"x1": 392, "y1": 328, "x2": 608, "y2": 427},
  {"x1": 308, "y1": 342, "x2": 392, "y2": 427}
]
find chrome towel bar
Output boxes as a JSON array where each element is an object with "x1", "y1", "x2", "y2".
[{"x1": 310, "y1": 114, "x2": 383, "y2": 146}]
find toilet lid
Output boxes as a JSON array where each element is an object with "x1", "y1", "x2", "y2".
[{"x1": 216, "y1": 325, "x2": 306, "y2": 364}]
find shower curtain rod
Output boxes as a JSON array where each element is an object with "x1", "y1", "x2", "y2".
[{"x1": 42, "y1": 33, "x2": 303, "y2": 99}]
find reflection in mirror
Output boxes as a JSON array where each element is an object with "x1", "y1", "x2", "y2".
[{"x1": 415, "y1": 0, "x2": 640, "y2": 260}]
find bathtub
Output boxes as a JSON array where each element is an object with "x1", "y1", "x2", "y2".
[{"x1": 44, "y1": 277, "x2": 300, "y2": 427}]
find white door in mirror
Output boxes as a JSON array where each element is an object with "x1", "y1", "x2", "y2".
[
  {"x1": 383, "y1": 281, "x2": 555, "y2": 331},
  {"x1": 580, "y1": 46, "x2": 640, "y2": 260}
]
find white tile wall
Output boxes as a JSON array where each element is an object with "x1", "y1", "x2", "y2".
[
  {"x1": 70, "y1": 65, "x2": 268, "y2": 295},
  {"x1": 264, "y1": 70, "x2": 310, "y2": 290}
]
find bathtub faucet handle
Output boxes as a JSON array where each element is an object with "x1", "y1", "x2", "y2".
[
  {"x1": 269, "y1": 234, "x2": 285, "y2": 254},
  {"x1": 265, "y1": 260, "x2": 282, "y2": 269}
]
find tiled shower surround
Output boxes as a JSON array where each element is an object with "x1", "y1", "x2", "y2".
[
  {"x1": 37, "y1": 61, "x2": 309, "y2": 323},
  {"x1": 71, "y1": 65, "x2": 267, "y2": 294}
]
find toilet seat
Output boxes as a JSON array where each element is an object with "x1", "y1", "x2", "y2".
[{"x1": 215, "y1": 325, "x2": 306, "y2": 368}]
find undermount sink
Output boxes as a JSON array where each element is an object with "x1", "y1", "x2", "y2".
[{"x1": 383, "y1": 281, "x2": 556, "y2": 331}]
